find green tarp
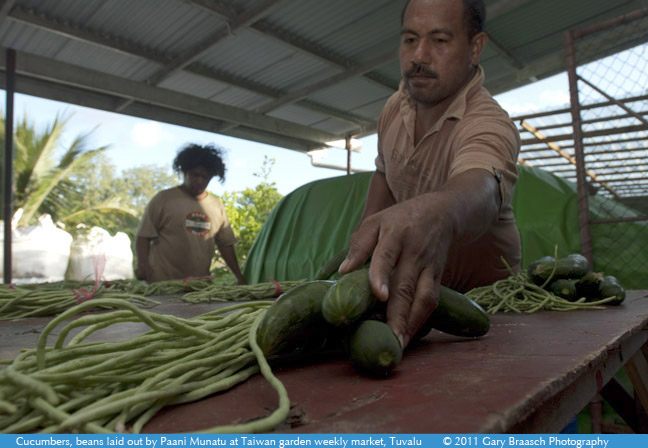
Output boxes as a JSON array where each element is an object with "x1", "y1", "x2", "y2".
[{"x1": 244, "y1": 165, "x2": 648, "y2": 289}]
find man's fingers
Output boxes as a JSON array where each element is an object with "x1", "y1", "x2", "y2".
[
  {"x1": 367, "y1": 225, "x2": 404, "y2": 301},
  {"x1": 338, "y1": 217, "x2": 380, "y2": 275},
  {"x1": 385, "y1": 257, "x2": 420, "y2": 347},
  {"x1": 405, "y1": 267, "x2": 440, "y2": 345}
]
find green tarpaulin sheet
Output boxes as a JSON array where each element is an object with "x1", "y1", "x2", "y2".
[{"x1": 244, "y1": 165, "x2": 648, "y2": 289}]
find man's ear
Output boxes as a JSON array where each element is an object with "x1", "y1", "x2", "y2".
[{"x1": 470, "y1": 32, "x2": 488, "y2": 66}]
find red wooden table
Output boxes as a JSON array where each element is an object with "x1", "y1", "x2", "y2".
[{"x1": 2, "y1": 291, "x2": 647, "y2": 433}]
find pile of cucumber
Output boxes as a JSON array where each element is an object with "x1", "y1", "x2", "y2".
[
  {"x1": 256, "y1": 262, "x2": 490, "y2": 378},
  {"x1": 527, "y1": 254, "x2": 625, "y2": 305}
]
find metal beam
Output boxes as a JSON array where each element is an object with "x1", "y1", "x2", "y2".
[
  {"x1": 147, "y1": 0, "x2": 289, "y2": 85},
  {"x1": 0, "y1": 47, "x2": 343, "y2": 146},
  {"x1": 186, "y1": 0, "x2": 398, "y2": 92},
  {"x1": 520, "y1": 120, "x2": 619, "y2": 198},
  {"x1": 0, "y1": 0, "x2": 15, "y2": 21},
  {"x1": 0, "y1": 71, "x2": 321, "y2": 154},
  {"x1": 4, "y1": 6, "x2": 374, "y2": 129}
]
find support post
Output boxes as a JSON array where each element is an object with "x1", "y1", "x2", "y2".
[
  {"x1": 564, "y1": 31, "x2": 593, "y2": 263},
  {"x1": 3, "y1": 48, "x2": 15, "y2": 284}
]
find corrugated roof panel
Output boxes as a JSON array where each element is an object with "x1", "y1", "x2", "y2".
[
  {"x1": 310, "y1": 116, "x2": 365, "y2": 136},
  {"x1": 18, "y1": 0, "x2": 225, "y2": 57},
  {"x1": 267, "y1": 104, "x2": 331, "y2": 127},
  {"x1": 263, "y1": 0, "x2": 398, "y2": 60},
  {"x1": 372, "y1": 62, "x2": 402, "y2": 83},
  {"x1": 199, "y1": 28, "x2": 341, "y2": 92},
  {"x1": 488, "y1": 0, "x2": 639, "y2": 57},
  {"x1": 0, "y1": 21, "x2": 68, "y2": 57},
  {"x1": 83, "y1": 0, "x2": 225, "y2": 56},
  {"x1": 54, "y1": 40, "x2": 162, "y2": 81},
  {"x1": 209, "y1": 86, "x2": 274, "y2": 111},
  {"x1": 158, "y1": 71, "x2": 230, "y2": 99},
  {"x1": 351, "y1": 96, "x2": 391, "y2": 122},
  {"x1": 306, "y1": 77, "x2": 394, "y2": 111}
]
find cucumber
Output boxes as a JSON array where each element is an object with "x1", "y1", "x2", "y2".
[
  {"x1": 526, "y1": 256, "x2": 555, "y2": 278},
  {"x1": 256, "y1": 280, "x2": 334, "y2": 357},
  {"x1": 598, "y1": 275, "x2": 625, "y2": 306},
  {"x1": 315, "y1": 248, "x2": 349, "y2": 280},
  {"x1": 548, "y1": 279, "x2": 578, "y2": 302},
  {"x1": 575, "y1": 271, "x2": 604, "y2": 300},
  {"x1": 529, "y1": 253, "x2": 590, "y2": 285},
  {"x1": 420, "y1": 286, "x2": 490, "y2": 338},
  {"x1": 349, "y1": 320, "x2": 402, "y2": 377},
  {"x1": 322, "y1": 269, "x2": 376, "y2": 327}
]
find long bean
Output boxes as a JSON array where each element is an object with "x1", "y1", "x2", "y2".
[
  {"x1": 466, "y1": 256, "x2": 618, "y2": 314},
  {"x1": 0, "y1": 297, "x2": 294, "y2": 434}
]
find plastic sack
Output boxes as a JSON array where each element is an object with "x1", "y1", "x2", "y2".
[
  {"x1": 66, "y1": 226, "x2": 134, "y2": 281},
  {"x1": 0, "y1": 213, "x2": 73, "y2": 283}
]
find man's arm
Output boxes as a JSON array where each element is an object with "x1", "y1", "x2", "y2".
[
  {"x1": 360, "y1": 170, "x2": 397, "y2": 223},
  {"x1": 339, "y1": 168, "x2": 501, "y2": 348},
  {"x1": 218, "y1": 244, "x2": 246, "y2": 285},
  {"x1": 135, "y1": 237, "x2": 153, "y2": 281}
]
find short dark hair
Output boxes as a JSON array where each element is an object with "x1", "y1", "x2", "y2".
[
  {"x1": 400, "y1": 0, "x2": 486, "y2": 39},
  {"x1": 172, "y1": 143, "x2": 226, "y2": 183}
]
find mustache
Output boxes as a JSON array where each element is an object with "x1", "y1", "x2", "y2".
[{"x1": 405, "y1": 63, "x2": 439, "y2": 79}]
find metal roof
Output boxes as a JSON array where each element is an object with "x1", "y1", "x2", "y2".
[{"x1": 1, "y1": 0, "x2": 648, "y2": 154}]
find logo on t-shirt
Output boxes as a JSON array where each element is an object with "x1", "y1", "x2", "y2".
[{"x1": 185, "y1": 212, "x2": 212, "y2": 236}]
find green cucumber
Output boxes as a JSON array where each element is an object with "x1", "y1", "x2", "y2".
[
  {"x1": 598, "y1": 275, "x2": 625, "y2": 306},
  {"x1": 322, "y1": 269, "x2": 376, "y2": 327},
  {"x1": 526, "y1": 256, "x2": 555, "y2": 278},
  {"x1": 529, "y1": 253, "x2": 590, "y2": 285},
  {"x1": 575, "y1": 271, "x2": 604, "y2": 300},
  {"x1": 315, "y1": 248, "x2": 349, "y2": 280},
  {"x1": 256, "y1": 280, "x2": 334, "y2": 357},
  {"x1": 420, "y1": 286, "x2": 490, "y2": 338},
  {"x1": 349, "y1": 320, "x2": 402, "y2": 377},
  {"x1": 548, "y1": 279, "x2": 578, "y2": 302}
]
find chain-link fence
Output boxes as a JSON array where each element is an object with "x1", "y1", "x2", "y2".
[{"x1": 565, "y1": 6, "x2": 648, "y2": 289}]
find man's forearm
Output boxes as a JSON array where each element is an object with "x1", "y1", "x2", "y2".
[
  {"x1": 429, "y1": 168, "x2": 501, "y2": 246},
  {"x1": 218, "y1": 244, "x2": 245, "y2": 284},
  {"x1": 135, "y1": 237, "x2": 151, "y2": 267},
  {"x1": 360, "y1": 171, "x2": 396, "y2": 223}
]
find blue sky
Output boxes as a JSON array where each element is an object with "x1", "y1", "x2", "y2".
[{"x1": 1, "y1": 72, "x2": 570, "y2": 197}]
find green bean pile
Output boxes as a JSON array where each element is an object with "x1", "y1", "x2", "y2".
[
  {"x1": 0, "y1": 284, "x2": 159, "y2": 320},
  {"x1": 0, "y1": 299, "x2": 290, "y2": 434},
  {"x1": 175, "y1": 280, "x2": 306, "y2": 304},
  {"x1": 0, "y1": 279, "x2": 306, "y2": 320},
  {"x1": 466, "y1": 270, "x2": 618, "y2": 314}
]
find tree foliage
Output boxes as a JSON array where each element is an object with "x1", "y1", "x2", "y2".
[{"x1": 213, "y1": 156, "x2": 283, "y2": 280}]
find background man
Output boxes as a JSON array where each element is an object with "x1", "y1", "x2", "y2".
[
  {"x1": 135, "y1": 143, "x2": 245, "y2": 284},
  {"x1": 340, "y1": 0, "x2": 521, "y2": 348}
]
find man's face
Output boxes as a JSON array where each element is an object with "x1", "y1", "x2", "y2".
[
  {"x1": 183, "y1": 165, "x2": 212, "y2": 197},
  {"x1": 399, "y1": 0, "x2": 480, "y2": 107}
]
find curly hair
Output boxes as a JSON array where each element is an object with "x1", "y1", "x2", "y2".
[{"x1": 172, "y1": 143, "x2": 226, "y2": 183}]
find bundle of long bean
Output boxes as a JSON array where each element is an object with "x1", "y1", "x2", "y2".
[
  {"x1": 0, "y1": 285, "x2": 159, "y2": 320},
  {"x1": 176, "y1": 280, "x2": 306, "y2": 303},
  {"x1": 465, "y1": 267, "x2": 618, "y2": 314},
  {"x1": 0, "y1": 299, "x2": 289, "y2": 433}
]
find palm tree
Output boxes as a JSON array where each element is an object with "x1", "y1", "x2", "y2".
[{"x1": 1, "y1": 110, "x2": 138, "y2": 229}]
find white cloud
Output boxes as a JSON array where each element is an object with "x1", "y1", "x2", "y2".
[
  {"x1": 539, "y1": 89, "x2": 570, "y2": 106},
  {"x1": 129, "y1": 121, "x2": 164, "y2": 148}
]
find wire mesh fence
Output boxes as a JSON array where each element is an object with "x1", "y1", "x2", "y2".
[{"x1": 566, "y1": 6, "x2": 648, "y2": 289}]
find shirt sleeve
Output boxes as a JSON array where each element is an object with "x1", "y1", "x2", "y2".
[{"x1": 449, "y1": 113, "x2": 520, "y2": 209}]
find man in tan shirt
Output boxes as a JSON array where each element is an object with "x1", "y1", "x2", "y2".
[
  {"x1": 135, "y1": 143, "x2": 245, "y2": 284},
  {"x1": 340, "y1": 0, "x2": 521, "y2": 348}
]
